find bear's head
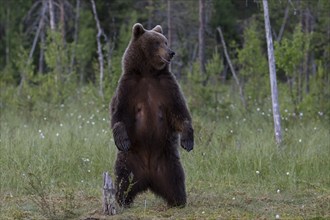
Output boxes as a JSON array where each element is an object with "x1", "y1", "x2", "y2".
[{"x1": 124, "y1": 23, "x2": 175, "y2": 71}]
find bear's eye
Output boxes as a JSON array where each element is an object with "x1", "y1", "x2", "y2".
[{"x1": 165, "y1": 42, "x2": 168, "y2": 46}]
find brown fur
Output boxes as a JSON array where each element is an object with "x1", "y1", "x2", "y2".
[{"x1": 110, "y1": 23, "x2": 194, "y2": 207}]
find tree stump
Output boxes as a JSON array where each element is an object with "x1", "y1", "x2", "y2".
[{"x1": 102, "y1": 172, "x2": 116, "y2": 215}]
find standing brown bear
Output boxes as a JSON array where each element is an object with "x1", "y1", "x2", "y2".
[{"x1": 110, "y1": 23, "x2": 194, "y2": 208}]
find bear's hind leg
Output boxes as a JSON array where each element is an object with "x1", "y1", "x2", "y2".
[
  {"x1": 150, "y1": 159, "x2": 187, "y2": 207},
  {"x1": 115, "y1": 159, "x2": 148, "y2": 207},
  {"x1": 115, "y1": 170, "x2": 134, "y2": 207}
]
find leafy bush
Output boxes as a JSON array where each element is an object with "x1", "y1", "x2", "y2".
[
  {"x1": 237, "y1": 17, "x2": 269, "y2": 106},
  {"x1": 184, "y1": 50, "x2": 235, "y2": 119}
]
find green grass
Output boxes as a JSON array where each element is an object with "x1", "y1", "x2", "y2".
[{"x1": 0, "y1": 99, "x2": 329, "y2": 219}]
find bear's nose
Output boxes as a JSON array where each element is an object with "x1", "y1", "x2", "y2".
[{"x1": 169, "y1": 51, "x2": 175, "y2": 58}]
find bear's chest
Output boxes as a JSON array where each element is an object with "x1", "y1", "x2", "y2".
[{"x1": 130, "y1": 77, "x2": 170, "y2": 137}]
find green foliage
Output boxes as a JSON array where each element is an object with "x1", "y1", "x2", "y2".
[
  {"x1": 11, "y1": 30, "x2": 78, "y2": 108},
  {"x1": 0, "y1": 0, "x2": 329, "y2": 121},
  {"x1": 205, "y1": 49, "x2": 223, "y2": 78},
  {"x1": 274, "y1": 24, "x2": 329, "y2": 117},
  {"x1": 0, "y1": 0, "x2": 33, "y2": 73},
  {"x1": 298, "y1": 60, "x2": 330, "y2": 116},
  {"x1": 185, "y1": 50, "x2": 232, "y2": 119},
  {"x1": 237, "y1": 17, "x2": 268, "y2": 106},
  {"x1": 210, "y1": 0, "x2": 236, "y2": 32},
  {"x1": 6, "y1": 46, "x2": 36, "y2": 111},
  {"x1": 275, "y1": 25, "x2": 309, "y2": 77},
  {"x1": 74, "y1": 8, "x2": 96, "y2": 83},
  {"x1": 0, "y1": 32, "x2": 25, "y2": 84},
  {"x1": 211, "y1": 0, "x2": 258, "y2": 42}
]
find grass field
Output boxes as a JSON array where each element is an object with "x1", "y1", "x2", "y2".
[{"x1": 0, "y1": 98, "x2": 329, "y2": 219}]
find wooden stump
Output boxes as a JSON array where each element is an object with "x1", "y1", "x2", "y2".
[{"x1": 102, "y1": 172, "x2": 116, "y2": 215}]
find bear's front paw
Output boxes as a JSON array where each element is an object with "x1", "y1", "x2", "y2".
[
  {"x1": 181, "y1": 126, "x2": 194, "y2": 152},
  {"x1": 113, "y1": 122, "x2": 131, "y2": 151}
]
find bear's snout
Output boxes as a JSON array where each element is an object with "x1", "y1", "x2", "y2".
[{"x1": 169, "y1": 50, "x2": 175, "y2": 59}]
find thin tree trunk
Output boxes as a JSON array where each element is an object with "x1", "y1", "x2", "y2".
[
  {"x1": 217, "y1": 27, "x2": 246, "y2": 109},
  {"x1": 59, "y1": 0, "x2": 66, "y2": 46},
  {"x1": 304, "y1": 7, "x2": 311, "y2": 94},
  {"x1": 298, "y1": 0, "x2": 304, "y2": 103},
  {"x1": 5, "y1": 1, "x2": 10, "y2": 66},
  {"x1": 106, "y1": 40, "x2": 114, "y2": 84},
  {"x1": 48, "y1": 0, "x2": 56, "y2": 31},
  {"x1": 49, "y1": 0, "x2": 63, "y2": 94},
  {"x1": 70, "y1": 0, "x2": 80, "y2": 75},
  {"x1": 199, "y1": 0, "x2": 206, "y2": 75},
  {"x1": 29, "y1": 12, "x2": 45, "y2": 62},
  {"x1": 38, "y1": 29, "x2": 45, "y2": 75},
  {"x1": 59, "y1": 0, "x2": 70, "y2": 77},
  {"x1": 262, "y1": 0, "x2": 283, "y2": 145},
  {"x1": 277, "y1": 5, "x2": 289, "y2": 42},
  {"x1": 38, "y1": 0, "x2": 47, "y2": 75},
  {"x1": 167, "y1": 0, "x2": 172, "y2": 72},
  {"x1": 91, "y1": 0, "x2": 104, "y2": 99},
  {"x1": 18, "y1": 0, "x2": 47, "y2": 94}
]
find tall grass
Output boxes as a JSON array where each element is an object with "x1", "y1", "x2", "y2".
[
  {"x1": 0, "y1": 101, "x2": 116, "y2": 193},
  {"x1": 0, "y1": 95, "x2": 329, "y2": 218}
]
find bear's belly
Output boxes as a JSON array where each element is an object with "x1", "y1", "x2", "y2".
[
  {"x1": 134, "y1": 101, "x2": 166, "y2": 141},
  {"x1": 131, "y1": 78, "x2": 171, "y2": 145}
]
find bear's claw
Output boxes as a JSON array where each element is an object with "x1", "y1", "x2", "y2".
[
  {"x1": 181, "y1": 138, "x2": 194, "y2": 152},
  {"x1": 181, "y1": 125, "x2": 194, "y2": 152}
]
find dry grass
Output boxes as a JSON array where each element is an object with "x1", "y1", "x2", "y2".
[{"x1": 1, "y1": 187, "x2": 329, "y2": 219}]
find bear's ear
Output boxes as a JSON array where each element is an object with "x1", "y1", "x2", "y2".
[
  {"x1": 152, "y1": 25, "x2": 163, "y2": 34},
  {"x1": 132, "y1": 23, "x2": 145, "y2": 39}
]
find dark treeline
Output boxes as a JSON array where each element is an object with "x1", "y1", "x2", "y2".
[{"x1": 0, "y1": 0, "x2": 329, "y2": 119}]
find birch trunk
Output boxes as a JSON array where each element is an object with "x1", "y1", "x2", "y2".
[
  {"x1": 48, "y1": 0, "x2": 56, "y2": 31},
  {"x1": 199, "y1": 0, "x2": 206, "y2": 75},
  {"x1": 70, "y1": 0, "x2": 80, "y2": 76},
  {"x1": 262, "y1": 0, "x2": 283, "y2": 145},
  {"x1": 91, "y1": 0, "x2": 104, "y2": 99}
]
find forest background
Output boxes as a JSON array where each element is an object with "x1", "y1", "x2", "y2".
[{"x1": 0, "y1": 0, "x2": 329, "y2": 219}]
